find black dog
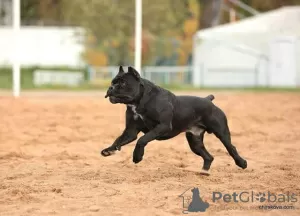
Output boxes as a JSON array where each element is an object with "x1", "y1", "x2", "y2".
[{"x1": 101, "y1": 66, "x2": 247, "y2": 175}]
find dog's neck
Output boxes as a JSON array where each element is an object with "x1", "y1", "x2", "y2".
[
  {"x1": 127, "y1": 81, "x2": 146, "y2": 106},
  {"x1": 135, "y1": 82, "x2": 145, "y2": 104},
  {"x1": 127, "y1": 78, "x2": 159, "y2": 109}
]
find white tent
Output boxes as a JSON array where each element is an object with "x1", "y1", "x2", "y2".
[{"x1": 192, "y1": 6, "x2": 300, "y2": 87}]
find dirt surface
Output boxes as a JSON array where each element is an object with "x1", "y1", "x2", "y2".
[{"x1": 0, "y1": 91, "x2": 300, "y2": 216}]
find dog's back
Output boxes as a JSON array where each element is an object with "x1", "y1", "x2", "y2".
[
  {"x1": 174, "y1": 95, "x2": 215, "y2": 115},
  {"x1": 142, "y1": 80, "x2": 216, "y2": 127}
]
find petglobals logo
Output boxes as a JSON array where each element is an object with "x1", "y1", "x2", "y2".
[
  {"x1": 179, "y1": 187, "x2": 210, "y2": 214},
  {"x1": 179, "y1": 187, "x2": 298, "y2": 214},
  {"x1": 212, "y1": 191, "x2": 298, "y2": 203}
]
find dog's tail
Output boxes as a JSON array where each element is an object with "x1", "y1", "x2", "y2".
[{"x1": 206, "y1": 94, "x2": 215, "y2": 101}]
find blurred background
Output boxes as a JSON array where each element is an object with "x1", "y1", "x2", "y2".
[{"x1": 1, "y1": 0, "x2": 300, "y2": 90}]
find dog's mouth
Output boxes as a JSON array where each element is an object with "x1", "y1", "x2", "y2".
[
  {"x1": 105, "y1": 94, "x2": 133, "y2": 104},
  {"x1": 109, "y1": 96, "x2": 118, "y2": 104}
]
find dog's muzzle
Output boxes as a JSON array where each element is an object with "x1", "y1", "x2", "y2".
[{"x1": 105, "y1": 86, "x2": 114, "y2": 98}]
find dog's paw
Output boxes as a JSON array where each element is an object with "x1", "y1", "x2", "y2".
[
  {"x1": 101, "y1": 147, "x2": 116, "y2": 157},
  {"x1": 133, "y1": 154, "x2": 143, "y2": 163},
  {"x1": 235, "y1": 159, "x2": 247, "y2": 169},
  {"x1": 133, "y1": 145, "x2": 144, "y2": 164},
  {"x1": 200, "y1": 169, "x2": 210, "y2": 176}
]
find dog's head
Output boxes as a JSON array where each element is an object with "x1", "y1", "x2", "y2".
[
  {"x1": 105, "y1": 66, "x2": 142, "y2": 104},
  {"x1": 191, "y1": 187, "x2": 200, "y2": 196}
]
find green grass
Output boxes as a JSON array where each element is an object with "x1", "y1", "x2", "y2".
[
  {"x1": 0, "y1": 66, "x2": 88, "y2": 89},
  {"x1": 0, "y1": 67, "x2": 299, "y2": 92},
  {"x1": 8, "y1": 84, "x2": 300, "y2": 93},
  {"x1": 160, "y1": 84, "x2": 300, "y2": 92}
]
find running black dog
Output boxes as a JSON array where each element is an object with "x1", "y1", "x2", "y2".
[{"x1": 101, "y1": 66, "x2": 247, "y2": 175}]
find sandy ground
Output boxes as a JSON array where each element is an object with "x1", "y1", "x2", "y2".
[{"x1": 0, "y1": 91, "x2": 300, "y2": 216}]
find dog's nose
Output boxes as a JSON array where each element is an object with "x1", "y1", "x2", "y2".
[{"x1": 105, "y1": 86, "x2": 114, "y2": 98}]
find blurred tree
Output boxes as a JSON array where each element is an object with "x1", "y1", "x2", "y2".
[
  {"x1": 176, "y1": 0, "x2": 199, "y2": 66},
  {"x1": 21, "y1": 0, "x2": 39, "y2": 24},
  {"x1": 21, "y1": 0, "x2": 63, "y2": 25},
  {"x1": 197, "y1": 0, "x2": 222, "y2": 29},
  {"x1": 61, "y1": 0, "x2": 190, "y2": 65},
  {"x1": 19, "y1": 0, "x2": 300, "y2": 66},
  {"x1": 37, "y1": 0, "x2": 63, "y2": 25}
]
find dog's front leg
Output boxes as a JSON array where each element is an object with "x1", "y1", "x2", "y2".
[
  {"x1": 101, "y1": 128, "x2": 138, "y2": 157},
  {"x1": 133, "y1": 108, "x2": 173, "y2": 163},
  {"x1": 133, "y1": 124, "x2": 171, "y2": 163},
  {"x1": 101, "y1": 108, "x2": 140, "y2": 157}
]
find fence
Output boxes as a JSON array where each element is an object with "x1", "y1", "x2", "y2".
[
  {"x1": 192, "y1": 53, "x2": 269, "y2": 88},
  {"x1": 87, "y1": 64, "x2": 266, "y2": 88},
  {"x1": 0, "y1": 62, "x2": 294, "y2": 89},
  {"x1": 194, "y1": 66, "x2": 260, "y2": 87},
  {"x1": 88, "y1": 66, "x2": 193, "y2": 86}
]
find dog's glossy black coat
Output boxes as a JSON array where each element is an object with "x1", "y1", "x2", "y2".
[{"x1": 101, "y1": 66, "x2": 247, "y2": 173}]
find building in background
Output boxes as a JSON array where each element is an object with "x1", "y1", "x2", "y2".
[{"x1": 193, "y1": 6, "x2": 300, "y2": 87}]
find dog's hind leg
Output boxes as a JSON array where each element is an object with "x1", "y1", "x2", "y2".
[
  {"x1": 206, "y1": 106, "x2": 247, "y2": 169},
  {"x1": 185, "y1": 131, "x2": 214, "y2": 176}
]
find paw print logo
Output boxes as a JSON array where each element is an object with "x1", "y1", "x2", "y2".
[{"x1": 256, "y1": 192, "x2": 266, "y2": 202}]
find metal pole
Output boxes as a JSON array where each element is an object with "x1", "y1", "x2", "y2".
[
  {"x1": 13, "y1": 0, "x2": 20, "y2": 97},
  {"x1": 228, "y1": 0, "x2": 260, "y2": 15},
  {"x1": 134, "y1": 0, "x2": 142, "y2": 73}
]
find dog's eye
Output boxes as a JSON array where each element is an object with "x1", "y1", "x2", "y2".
[{"x1": 119, "y1": 80, "x2": 126, "y2": 87}]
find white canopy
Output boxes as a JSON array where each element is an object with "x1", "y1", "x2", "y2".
[
  {"x1": 196, "y1": 6, "x2": 300, "y2": 36},
  {"x1": 192, "y1": 6, "x2": 300, "y2": 87}
]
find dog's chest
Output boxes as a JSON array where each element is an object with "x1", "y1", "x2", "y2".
[{"x1": 128, "y1": 105, "x2": 144, "y2": 120}]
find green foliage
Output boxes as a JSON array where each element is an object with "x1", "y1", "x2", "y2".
[
  {"x1": 0, "y1": 67, "x2": 36, "y2": 89},
  {"x1": 60, "y1": 0, "x2": 190, "y2": 65},
  {"x1": 21, "y1": 0, "x2": 65, "y2": 25},
  {"x1": 0, "y1": 66, "x2": 299, "y2": 91},
  {"x1": 17, "y1": 0, "x2": 300, "y2": 67}
]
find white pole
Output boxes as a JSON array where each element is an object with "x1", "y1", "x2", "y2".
[
  {"x1": 134, "y1": 0, "x2": 142, "y2": 73},
  {"x1": 13, "y1": 0, "x2": 20, "y2": 97},
  {"x1": 229, "y1": 8, "x2": 236, "y2": 22}
]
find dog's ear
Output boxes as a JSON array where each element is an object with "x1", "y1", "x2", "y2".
[
  {"x1": 128, "y1": 66, "x2": 141, "y2": 80},
  {"x1": 118, "y1": 65, "x2": 125, "y2": 75}
]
